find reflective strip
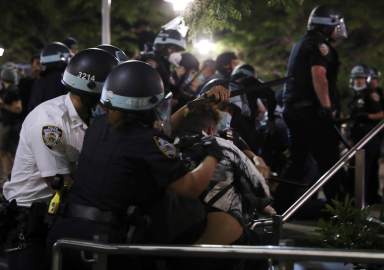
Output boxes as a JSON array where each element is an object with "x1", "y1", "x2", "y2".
[
  {"x1": 101, "y1": 90, "x2": 164, "y2": 110},
  {"x1": 40, "y1": 53, "x2": 70, "y2": 64},
  {"x1": 154, "y1": 37, "x2": 186, "y2": 49},
  {"x1": 310, "y1": 16, "x2": 339, "y2": 26},
  {"x1": 62, "y1": 70, "x2": 104, "y2": 94}
]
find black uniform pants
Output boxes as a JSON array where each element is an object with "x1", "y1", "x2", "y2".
[
  {"x1": 47, "y1": 216, "x2": 134, "y2": 270},
  {"x1": 274, "y1": 110, "x2": 344, "y2": 213},
  {"x1": 5, "y1": 203, "x2": 49, "y2": 270}
]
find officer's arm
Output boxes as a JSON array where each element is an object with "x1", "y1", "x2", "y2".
[
  {"x1": 368, "y1": 111, "x2": 384, "y2": 120},
  {"x1": 312, "y1": 65, "x2": 332, "y2": 108},
  {"x1": 167, "y1": 156, "x2": 218, "y2": 198}
]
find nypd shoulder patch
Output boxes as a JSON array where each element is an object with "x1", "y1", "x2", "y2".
[
  {"x1": 42, "y1": 126, "x2": 63, "y2": 149},
  {"x1": 153, "y1": 136, "x2": 177, "y2": 159},
  {"x1": 319, "y1": 43, "x2": 329, "y2": 56},
  {"x1": 370, "y1": 92, "x2": 380, "y2": 102}
]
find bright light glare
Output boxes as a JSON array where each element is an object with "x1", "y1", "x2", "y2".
[
  {"x1": 164, "y1": 0, "x2": 193, "y2": 12},
  {"x1": 0, "y1": 48, "x2": 4, "y2": 57},
  {"x1": 194, "y1": 39, "x2": 215, "y2": 55}
]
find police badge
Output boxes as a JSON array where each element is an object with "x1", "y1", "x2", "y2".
[
  {"x1": 319, "y1": 43, "x2": 329, "y2": 56},
  {"x1": 153, "y1": 136, "x2": 177, "y2": 159},
  {"x1": 42, "y1": 126, "x2": 63, "y2": 149}
]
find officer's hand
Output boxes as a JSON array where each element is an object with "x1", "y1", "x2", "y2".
[
  {"x1": 318, "y1": 107, "x2": 335, "y2": 123},
  {"x1": 262, "y1": 205, "x2": 277, "y2": 216},
  {"x1": 201, "y1": 136, "x2": 225, "y2": 162},
  {"x1": 204, "y1": 85, "x2": 230, "y2": 102}
]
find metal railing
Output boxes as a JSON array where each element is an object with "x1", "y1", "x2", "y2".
[
  {"x1": 282, "y1": 119, "x2": 384, "y2": 222},
  {"x1": 51, "y1": 239, "x2": 384, "y2": 270}
]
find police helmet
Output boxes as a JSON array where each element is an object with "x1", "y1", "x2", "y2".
[
  {"x1": 230, "y1": 64, "x2": 255, "y2": 82},
  {"x1": 62, "y1": 48, "x2": 119, "y2": 96},
  {"x1": 369, "y1": 67, "x2": 381, "y2": 80},
  {"x1": 350, "y1": 64, "x2": 370, "y2": 91},
  {"x1": 0, "y1": 67, "x2": 18, "y2": 84},
  {"x1": 96, "y1": 44, "x2": 129, "y2": 62},
  {"x1": 62, "y1": 37, "x2": 78, "y2": 51},
  {"x1": 40, "y1": 42, "x2": 71, "y2": 67},
  {"x1": 154, "y1": 29, "x2": 186, "y2": 52},
  {"x1": 198, "y1": 78, "x2": 229, "y2": 96},
  {"x1": 101, "y1": 60, "x2": 165, "y2": 111},
  {"x1": 307, "y1": 5, "x2": 347, "y2": 39}
]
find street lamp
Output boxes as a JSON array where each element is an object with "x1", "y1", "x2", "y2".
[
  {"x1": 0, "y1": 47, "x2": 4, "y2": 57},
  {"x1": 164, "y1": 0, "x2": 194, "y2": 12},
  {"x1": 194, "y1": 39, "x2": 215, "y2": 55}
]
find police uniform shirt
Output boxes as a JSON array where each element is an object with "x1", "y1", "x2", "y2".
[
  {"x1": 284, "y1": 30, "x2": 339, "y2": 108},
  {"x1": 69, "y1": 116, "x2": 189, "y2": 214},
  {"x1": 351, "y1": 89, "x2": 383, "y2": 126},
  {"x1": 3, "y1": 93, "x2": 87, "y2": 206}
]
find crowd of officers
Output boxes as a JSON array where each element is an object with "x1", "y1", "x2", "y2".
[{"x1": 0, "y1": 4, "x2": 383, "y2": 270}]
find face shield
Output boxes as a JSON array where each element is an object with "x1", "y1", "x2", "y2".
[
  {"x1": 334, "y1": 18, "x2": 348, "y2": 39},
  {"x1": 154, "y1": 92, "x2": 173, "y2": 136}
]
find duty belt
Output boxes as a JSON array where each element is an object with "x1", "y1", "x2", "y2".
[
  {"x1": 64, "y1": 203, "x2": 122, "y2": 225},
  {"x1": 288, "y1": 100, "x2": 314, "y2": 109}
]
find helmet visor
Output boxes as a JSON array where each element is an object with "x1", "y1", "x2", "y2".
[
  {"x1": 334, "y1": 18, "x2": 348, "y2": 39},
  {"x1": 154, "y1": 92, "x2": 173, "y2": 136}
]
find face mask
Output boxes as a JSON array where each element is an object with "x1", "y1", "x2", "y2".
[
  {"x1": 351, "y1": 79, "x2": 367, "y2": 91},
  {"x1": 168, "y1": 52, "x2": 182, "y2": 66},
  {"x1": 217, "y1": 111, "x2": 232, "y2": 132}
]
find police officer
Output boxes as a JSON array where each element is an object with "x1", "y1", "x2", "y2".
[
  {"x1": 27, "y1": 42, "x2": 71, "y2": 113},
  {"x1": 170, "y1": 52, "x2": 200, "y2": 110},
  {"x1": 46, "y1": 60, "x2": 227, "y2": 270},
  {"x1": 2, "y1": 48, "x2": 119, "y2": 270},
  {"x1": 278, "y1": 5, "x2": 348, "y2": 213},
  {"x1": 152, "y1": 28, "x2": 187, "y2": 91},
  {"x1": 369, "y1": 67, "x2": 384, "y2": 109},
  {"x1": 349, "y1": 64, "x2": 384, "y2": 204}
]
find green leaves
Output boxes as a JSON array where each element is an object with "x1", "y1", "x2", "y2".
[{"x1": 317, "y1": 196, "x2": 384, "y2": 249}]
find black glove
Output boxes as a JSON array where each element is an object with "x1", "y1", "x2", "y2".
[
  {"x1": 318, "y1": 107, "x2": 335, "y2": 122},
  {"x1": 200, "y1": 136, "x2": 225, "y2": 162}
]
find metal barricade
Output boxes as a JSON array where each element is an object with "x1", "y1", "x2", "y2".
[
  {"x1": 52, "y1": 239, "x2": 384, "y2": 270},
  {"x1": 282, "y1": 120, "x2": 384, "y2": 222}
]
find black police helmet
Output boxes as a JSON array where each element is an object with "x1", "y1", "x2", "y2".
[
  {"x1": 369, "y1": 67, "x2": 381, "y2": 80},
  {"x1": 230, "y1": 64, "x2": 255, "y2": 82},
  {"x1": 307, "y1": 5, "x2": 347, "y2": 39},
  {"x1": 308, "y1": 6, "x2": 340, "y2": 28},
  {"x1": 96, "y1": 44, "x2": 129, "y2": 62},
  {"x1": 350, "y1": 64, "x2": 369, "y2": 79},
  {"x1": 100, "y1": 60, "x2": 164, "y2": 111},
  {"x1": 62, "y1": 48, "x2": 119, "y2": 96},
  {"x1": 40, "y1": 42, "x2": 71, "y2": 66},
  {"x1": 350, "y1": 64, "x2": 370, "y2": 91},
  {"x1": 198, "y1": 78, "x2": 229, "y2": 96}
]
